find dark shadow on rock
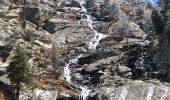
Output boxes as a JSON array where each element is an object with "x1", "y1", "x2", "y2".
[{"x1": 0, "y1": 81, "x2": 15, "y2": 100}]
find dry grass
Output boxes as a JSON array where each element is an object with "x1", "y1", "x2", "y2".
[{"x1": 32, "y1": 77, "x2": 78, "y2": 95}]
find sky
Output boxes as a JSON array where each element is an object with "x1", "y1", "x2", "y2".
[
  {"x1": 146, "y1": 0, "x2": 159, "y2": 6},
  {"x1": 153, "y1": 0, "x2": 159, "y2": 6}
]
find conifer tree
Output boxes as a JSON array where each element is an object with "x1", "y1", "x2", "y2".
[
  {"x1": 151, "y1": 9, "x2": 165, "y2": 34},
  {"x1": 7, "y1": 44, "x2": 31, "y2": 100}
]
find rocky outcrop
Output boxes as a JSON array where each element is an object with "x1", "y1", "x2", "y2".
[
  {"x1": 1, "y1": 0, "x2": 170, "y2": 100},
  {"x1": 87, "y1": 0, "x2": 119, "y2": 22},
  {"x1": 147, "y1": 0, "x2": 170, "y2": 82},
  {"x1": 96, "y1": 78, "x2": 170, "y2": 100}
]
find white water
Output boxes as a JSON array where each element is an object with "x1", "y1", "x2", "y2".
[
  {"x1": 63, "y1": 64, "x2": 71, "y2": 83},
  {"x1": 146, "y1": 84, "x2": 155, "y2": 100},
  {"x1": 106, "y1": 87, "x2": 115, "y2": 100},
  {"x1": 79, "y1": 86, "x2": 91, "y2": 100},
  {"x1": 63, "y1": 54, "x2": 83, "y2": 83},
  {"x1": 80, "y1": 0, "x2": 106, "y2": 50},
  {"x1": 63, "y1": 54, "x2": 91, "y2": 100},
  {"x1": 19, "y1": 95, "x2": 30, "y2": 100},
  {"x1": 63, "y1": 0, "x2": 106, "y2": 99},
  {"x1": 160, "y1": 87, "x2": 169, "y2": 100},
  {"x1": 119, "y1": 86, "x2": 128, "y2": 100}
]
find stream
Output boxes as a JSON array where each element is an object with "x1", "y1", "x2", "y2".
[{"x1": 63, "y1": 0, "x2": 106, "y2": 100}]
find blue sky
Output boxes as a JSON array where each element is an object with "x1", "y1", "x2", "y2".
[
  {"x1": 154, "y1": 0, "x2": 158, "y2": 6},
  {"x1": 145, "y1": 0, "x2": 159, "y2": 6}
]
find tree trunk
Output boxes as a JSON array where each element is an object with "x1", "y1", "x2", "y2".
[
  {"x1": 15, "y1": 83, "x2": 20, "y2": 100},
  {"x1": 36, "y1": 22, "x2": 39, "y2": 30}
]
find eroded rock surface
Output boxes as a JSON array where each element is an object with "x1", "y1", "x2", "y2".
[{"x1": 0, "y1": 0, "x2": 170, "y2": 100}]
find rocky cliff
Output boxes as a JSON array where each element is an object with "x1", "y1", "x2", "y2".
[{"x1": 0, "y1": 0, "x2": 170, "y2": 100}]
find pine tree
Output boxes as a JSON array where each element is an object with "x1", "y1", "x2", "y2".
[
  {"x1": 7, "y1": 44, "x2": 31, "y2": 100},
  {"x1": 151, "y1": 9, "x2": 165, "y2": 34}
]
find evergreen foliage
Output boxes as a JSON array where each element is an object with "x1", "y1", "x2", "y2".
[
  {"x1": 7, "y1": 44, "x2": 31, "y2": 100},
  {"x1": 151, "y1": 9, "x2": 165, "y2": 34}
]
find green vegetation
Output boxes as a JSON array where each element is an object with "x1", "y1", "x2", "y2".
[
  {"x1": 7, "y1": 44, "x2": 31, "y2": 100},
  {"x1": 151, "y1": 9, "x2": 165, "y2": 34},
  {"x1": 35, "y1": 10, "x2": 44, "y2": 30}
]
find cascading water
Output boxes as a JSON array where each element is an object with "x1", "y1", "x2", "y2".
[
  {"x1": 80, "y1": 0, "x2": 106, "y2": 50},
  {"x1": 63, "y1": 64, "x2": 71, "y2": 83},
  {"x1": 79, "y1": 86, "x2": 91, "y2": 100},
  {"x1": 119, "y1": 86, "x2": 128, "y2": 100},
  {"x1": 146, "y1": 84, "x2": 155, "y2": 100},
  {"x1": 63, "y1": 0, "x2": 106, "y2": 99},
  {"x1": 63, "y1": 54, "x2": 91, "y2": 100},
  {"x1": 63, "y1": 54, "x2": 83, "y2": 83},
  {"x1": 160, "y1": 88, "x2": 169, "y2": 100}
]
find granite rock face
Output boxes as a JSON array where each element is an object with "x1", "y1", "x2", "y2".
[{"x1": 0, "y1": 0, "x2": 170, "y2": 100}]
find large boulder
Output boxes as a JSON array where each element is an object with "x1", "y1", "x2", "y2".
[
  {"x1": 96, "y1": 80, "x2": 170, "y2": 100},
  {"x1": 78, "y1": 50, "x2": 117, "y2": 65},
  {"x1": 87, "y1": 1, "x2": 119, "y2": 22},
  {"x1": 23, "y1": 7, "x2": 39, "y2": 24},
  {"x1": 64, "y1": 1, "x2": 81, "y2": 8}
]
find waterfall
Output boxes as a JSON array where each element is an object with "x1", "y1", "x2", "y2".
[
  {"x1": 63, "y1": 54, "x2": 83, "y2": 83},
  {"x1": 63, "y1": 0, "x2": 106, "y2": 99},
  {"x1": 63, "y1": 54, "x2": 91, "y2": 100},
  {"x1": 118, "y1": 86, "x2": 128, "y2": 100},
  {"x1": 63, "y1": 64, "x2": 71, "y2": 83},
  {"x1": 146, "y1": 84, "x2": 155, "y2": 100},
  {"x1": 106, "y1": 87, "x2": 115, "y2": 100},
  {"x1": 89, "y1": 33, "x2": 106, "y2": 50},
  {"x1": 160, "y1": 88, "x2": 169, "y2": 100},
  {"x1": 79, "y1": 86, "x2": 91, "y2": 100},
  {"x1": 80, "y1": 0, "x2": 106, "y2": 50}
]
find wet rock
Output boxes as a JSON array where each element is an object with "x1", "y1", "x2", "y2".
[
  {"x1": 83, "y1": 64, "x2": 103, "y2": 72},
  {"x1": 78, "y1": 51, "x2": 117, "y2": 65},
  {"x1": 111, "y1": 65, "x2": 132, "y2": 78},
  {"x1": 64, "y1": 1, "x2": 81, "y2": 8},
  {"x1": 73, "y1": 73, "x2": 84, "y2": 82},
  {"x1": 87, "y1": 1, "x2": 119, "y2": 22},
  {"x1": 1, "y1": 0, "x2": 169, "y2": 100}
]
